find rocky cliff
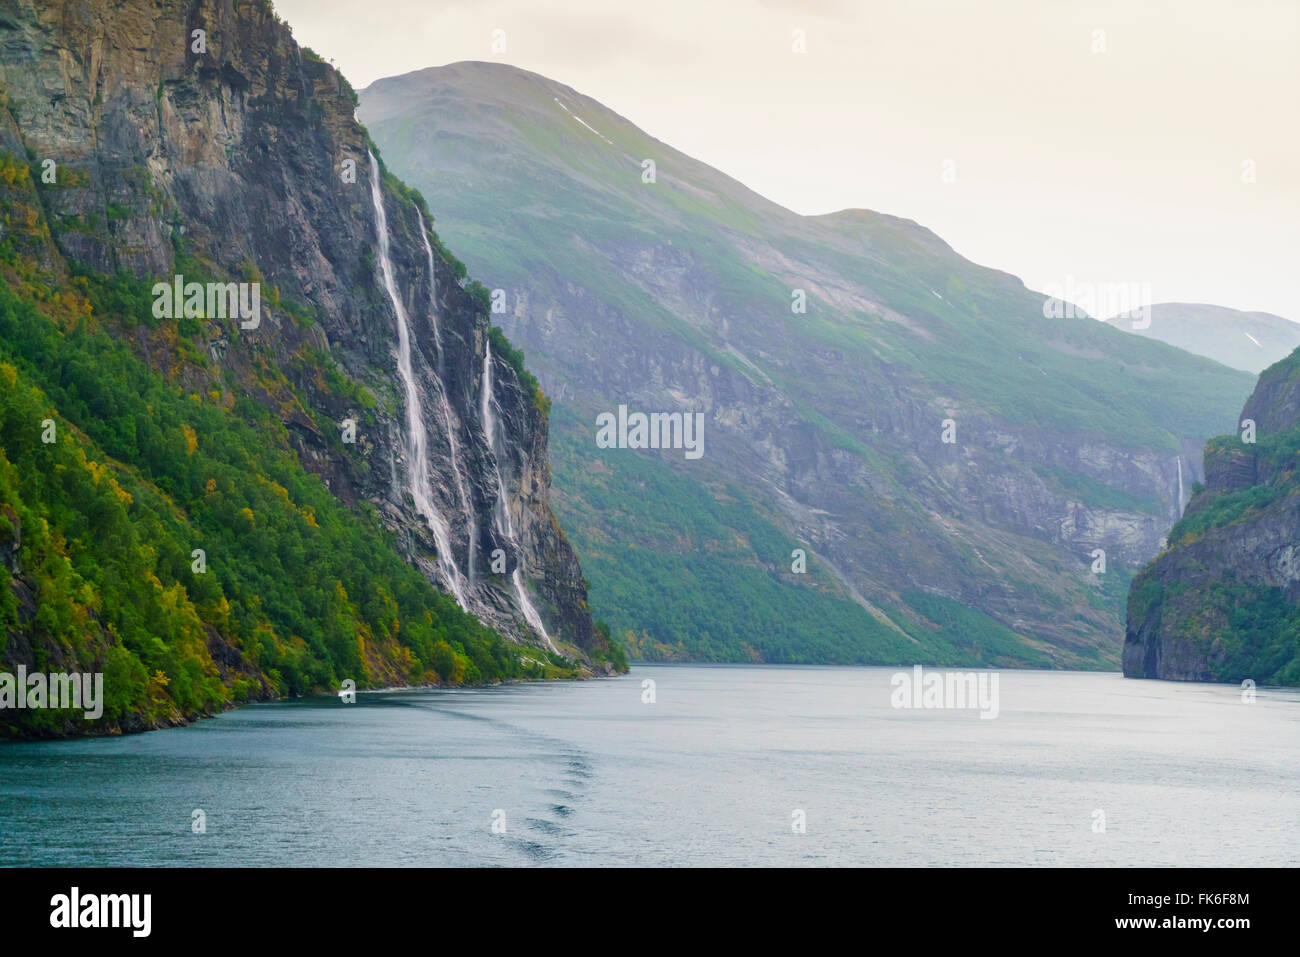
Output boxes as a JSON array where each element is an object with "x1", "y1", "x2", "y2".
[
  {"x1": 1123, "y1": 348, "x2": 1300, "y2": 684},
  {"x1": 0, "y1": 0, "x2": 603, "y2": 737}
]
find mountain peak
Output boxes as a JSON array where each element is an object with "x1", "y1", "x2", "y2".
[{"x1": 361, "y1": 64, "x2": 1254, "y2": 668}]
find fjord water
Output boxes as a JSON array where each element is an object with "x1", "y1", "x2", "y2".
[{"x1": 2, "y1": 666, "x2": 1297, "y2": 867}]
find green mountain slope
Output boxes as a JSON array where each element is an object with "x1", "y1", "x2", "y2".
[
  {"x1": 361, "y1": 61, "x2": 1255, "y2": 668},
  {"x1": 0, "y1": 273, "x2": 541, "y2": 737}
]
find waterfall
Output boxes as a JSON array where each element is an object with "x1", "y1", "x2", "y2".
[
  {"x1": 368, "y1": 152, "x2": 467, "y2": 609},
  {"x1": 482, "y1": 340, "x2": 557, "y2": 651},
  {"x1": 416, "y1": 209, "x2": 477, "y2": 586},
  {"x1": 1177, "y1": 456, "x2": 1185, "y2": 517}
]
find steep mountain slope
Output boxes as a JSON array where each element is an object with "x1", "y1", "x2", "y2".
[
  {"x1": 361, "y1": 62, "x2": 1255, "y2": 668},
  {"x1": 1124, "y1": 348, "x2": 1300, "y2": 684},
  {"x1": 1105, "y1": 303, "x2": 1300, "y2": 373},
  {"x1": 0, "y1": 3, "x2": 613, "y2": 737}
]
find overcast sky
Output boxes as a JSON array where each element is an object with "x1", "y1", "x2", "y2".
[{"x1": 274, "y1": 0, "x2": 1299, "y2": 319}]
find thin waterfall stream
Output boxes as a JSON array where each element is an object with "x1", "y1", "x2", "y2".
[
  {"x1": 416, "y1": 209, "x2": 478, "y2": 586},
  {"x1": 482, "y1": 341, "x2": 556, "y2": 651},
  {"x1": 368, "y1": 152, "x2": 467, "y2": 609}
]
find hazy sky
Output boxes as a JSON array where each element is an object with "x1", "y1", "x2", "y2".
[{"x1": 275, "y1": 0, "x2": 1299, "y2": 319}]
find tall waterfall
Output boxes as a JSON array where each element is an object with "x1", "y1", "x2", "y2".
[
  {"x1": 416, "y1": 209, "x2": 477, "y2": 586},
  {"x1": 482, "y1": 340, "x2": 556, "y2": 651},
  {"x1": 368, "y1": 152, "x2": 467, "y2": 609},
  {"x1": 1177, "y1": 456, "x2": 1185, "y2": 517}
]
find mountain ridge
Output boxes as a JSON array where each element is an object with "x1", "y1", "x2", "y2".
[
  {"x1": 1104, "y1": 302, "x2": 1300, "y2": 373},
  {"x1": 361, "y1": 61, "x2": 1255, "y2": 668}
]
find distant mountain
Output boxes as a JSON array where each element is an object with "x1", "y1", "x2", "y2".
[
  {"x1": 1105, "y1": 303, "x2": 1300, "y2": 373},
  {"x1": 1125, "y1": 346, "x2": 1300, "y2": 684},
  {"x1": 361, "y1": 61, "x2": 1254, "y2": 669}
]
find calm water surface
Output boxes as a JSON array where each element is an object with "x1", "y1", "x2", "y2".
[{"x1": 2, "y1": 665, "x2": 1297, "y2": 866}]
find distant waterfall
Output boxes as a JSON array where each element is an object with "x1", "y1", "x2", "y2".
[
  {"x1": 416, "y1": 209, "x2": 477, "y2": 586},
  {"x1": 1177, "y1": 456, "x2": 1185, "y2": 517},
  {"x1": 368, "y1": 152, "x2": 467, "y2": 609},
  {"x1": 482, "y1": 340, "x2": 556, "y2": 651}
]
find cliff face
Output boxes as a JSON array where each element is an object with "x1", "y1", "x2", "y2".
[
  {"x1": 361, "y1": 63, "x2": 1255, "y2": 668},
  {"x1": 0, "y1": 2, "x2": 595, "y2": 666},
  {"x1": 1123, "y1": 350, "x2": 1300, "y2": 684}
]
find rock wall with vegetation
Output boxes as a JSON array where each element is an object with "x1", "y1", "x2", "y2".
[
  {"x1": 1124, "y1": 349, "x2": 1300, "y2": 684},
  {"x1": 0, "y1": 1, "x2": 617, "y2": 738}
]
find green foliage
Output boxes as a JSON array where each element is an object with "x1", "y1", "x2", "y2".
[
  {"x1": 1211, "y1": 582, "x2": 1300, "y2": 684},
  {"x1": 1033, "y1": 464, "x2": 1162, "y2": 514},
  {"x1": 1170, "y1": 427, "x2": 1300, "y2": 543},
  {"x1": 445, "y1": 251, "x2": 468, "y2": 284},
  {"x1": 547, "y1": 399, "x2": 1115, "y2": 668},
  {"x1": 899, "y1": 590, "x2": 1054, "y2": 667},
  {"x1": 551, "y1": 405, "x2": 959, "y2": 665},
  {"x1": 69, "y1": 265, "x2": 153, "y2": 326},
  {"x1": 1130, "y1": 399, "x2": 1300, "y2": 685},
  {"x1": 278, "y1": 295, "x2": 318, "y2": 329},
  {"x1": 1126, "y1": 571, "x2": 1164, "y2": 629},
  {"x1": 0, "y1": 269, "x2": 528, "y2": 736},
  {"x1": 339, "y1": 75, "x2": 359, "y2": 110},
  {"x1": 488, "y1": 325, "x2": 544, "y2": 412},
  {"x1": 589, "y1": 620, "x2": 629, "y2": 672},
  {"x1": 467, "y1": 280, "x2": 491, "y2": 315}
]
